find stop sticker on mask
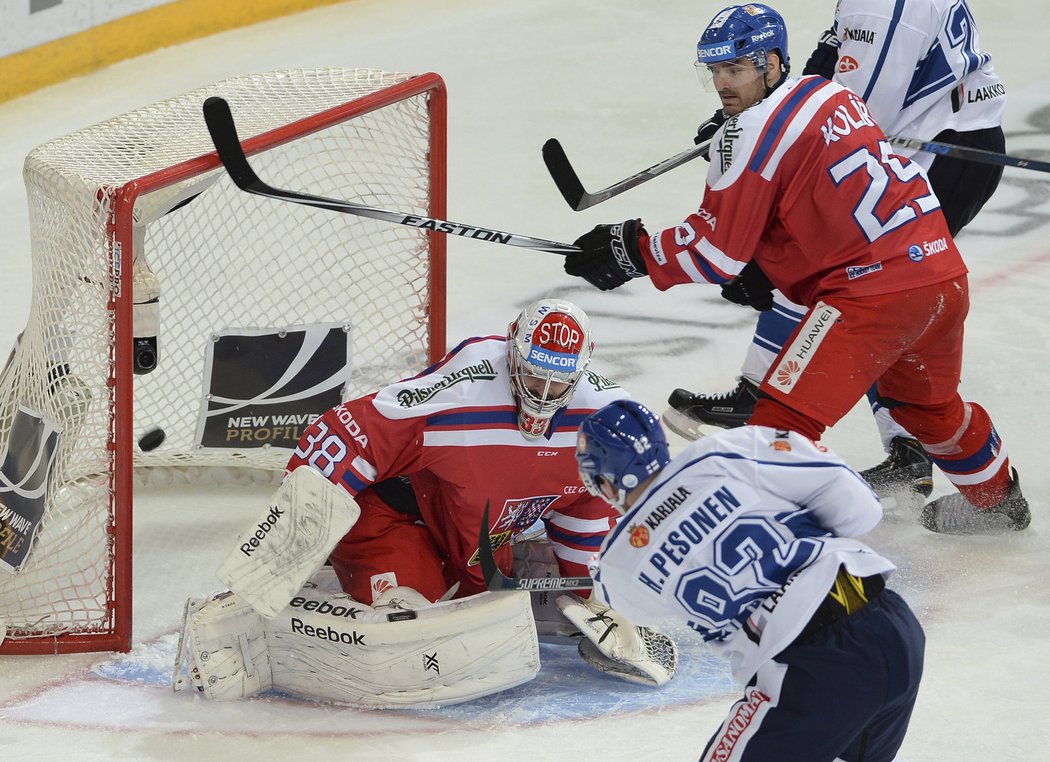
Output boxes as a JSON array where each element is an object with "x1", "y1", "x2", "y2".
[{"x1": 525, "y1": 311, "x2": 584, "y2": 372}]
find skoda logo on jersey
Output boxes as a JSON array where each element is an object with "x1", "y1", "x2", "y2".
[{"x1": 908, "y1": 245, "x2": 924, "y2": 262}]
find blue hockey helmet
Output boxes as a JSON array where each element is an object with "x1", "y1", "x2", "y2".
[
  {"x1": 576, "y1": 400, "x2": 671, "y2": 511},
  {"x1": 696, "y1": 4, "x2": 790, "y2": 72}
]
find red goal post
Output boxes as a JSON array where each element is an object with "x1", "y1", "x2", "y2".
[{"x1": 0, "y1": 69, "x2": 447, "y2": 654}]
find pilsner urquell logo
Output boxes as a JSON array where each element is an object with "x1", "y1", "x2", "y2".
[{"x1": 396, "y1": 360, "x2": 498, "y2": 407}]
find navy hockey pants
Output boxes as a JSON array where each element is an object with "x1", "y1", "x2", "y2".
[{"x1": 699, "y1": 589, "x2": 924, "y2": 762}]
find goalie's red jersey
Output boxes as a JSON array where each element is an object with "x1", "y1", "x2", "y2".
[
  {"x1": 285, "y1": 335, "x2": 628, "y2": 598},
  {"x1": 639, "y1": 76, "x2": 968, "y2": 306}
]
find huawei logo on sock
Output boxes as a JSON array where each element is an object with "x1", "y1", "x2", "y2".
[
  {"x1": 775, "y1": 360, "x2": 801, "y2": 387},
  {"x1": 370, "y1": 573, "x2": 398, "y2": 601}
]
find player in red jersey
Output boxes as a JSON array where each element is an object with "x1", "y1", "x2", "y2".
[
  {"x1": 562, "y1": 4, "x2": 1029, "y2": 535},
  {"x1": 284, "y1": 298, "x2": 628, "y2": 602},
  {"x1": 668, "y1": 0, "x2": 1007, "y2": 508},
  {"x1": 174, "y1": 299, "x2": 678, "y2": 707}
]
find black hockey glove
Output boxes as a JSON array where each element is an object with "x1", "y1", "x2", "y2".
[
  {"x1": 720, "y1": 260, "x2": 775, "y2": 311},
  {"x1": 694, "y1": 109, "x2": 728, "y2": 161},
  {"x1": 566, "y1": 219, "x2": 648, "y2": 291},
  {"x1": 802, "y1": 28, "x2": 840, "y2": 79}
]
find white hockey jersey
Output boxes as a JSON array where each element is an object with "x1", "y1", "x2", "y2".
[
  {"x1": 832, "y1": 0, "x2": 1005, "y2": 167},
  {"x1": 591, "y1": 426, "x2": 896, "y2": 684}
]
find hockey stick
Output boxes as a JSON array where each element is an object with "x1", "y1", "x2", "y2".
[
  {"x1": 202, "y1": 96, "x2": 578, "y2": 255},
  {"x1": 478, "y1": 502, "x2": 593, "y2": 592},
  {"x1": 886, "y1": 136, "x2": 1050, "y2": 174},
  {"x1": 542, "y1": 137, "x2": 712, "y2": 212},
  {"x1": 543, "y1": 132, "x2": 1049, "y2": 212}
]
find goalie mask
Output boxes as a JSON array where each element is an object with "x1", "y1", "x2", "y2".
[
  {"x1": 576, "y1": 400, "x2": 670, "y2": 512},
  {"x1": 507, "y1": 299, "x2": 593, "y2": 439}
]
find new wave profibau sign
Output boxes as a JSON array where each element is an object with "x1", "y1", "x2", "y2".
[
  {"x1": 196, "y1": 323, "x2": 352, "y2": 450},
  {"x1": 0, "y1": 406, "x2": 60, "y2": 574}
]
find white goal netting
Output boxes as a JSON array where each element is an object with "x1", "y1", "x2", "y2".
[{"x1": 0, "y1": 68, "x2": 446, "y2": 652}]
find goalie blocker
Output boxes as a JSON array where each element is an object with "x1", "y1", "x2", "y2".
[
  {"x1": 217, "y1": 466, "x2": 361, "y2": 618},
  {"x1": 174, "y1": 573, "x2": 540, "y2": 708}
]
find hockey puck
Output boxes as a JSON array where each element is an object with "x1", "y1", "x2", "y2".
[{"x1": 138, "y1": 427, "x2": 166, "y2": 452}]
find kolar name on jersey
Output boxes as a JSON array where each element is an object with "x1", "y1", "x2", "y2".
[
  {"x1": 820, "y1": 93, "x2": 877, "y2": 145},
  {"x1": 637, "y1": 484, "x2": 741, "y2": 594}
]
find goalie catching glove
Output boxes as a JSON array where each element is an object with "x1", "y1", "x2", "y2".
[
  {"x1": 556, "y1": 594, "x2": 678, "y2": 686},
  {"x1": 565, "y1": 219, "x2": 648, "y2": 291}
]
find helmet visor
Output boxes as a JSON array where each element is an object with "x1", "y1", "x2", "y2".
[{"x1": 694, "y1": 51, "x2": 768, "y2": 92}]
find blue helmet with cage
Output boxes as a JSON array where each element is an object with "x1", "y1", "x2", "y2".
[
  {"x1": 696, "y1": 4, "x2": 790, "y2": 73},
  {"x1": 576, "y1": 400, "x2": 671, "y2": 511}
]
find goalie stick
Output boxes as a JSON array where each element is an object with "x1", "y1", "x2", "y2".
[
  {"x1": 544, "y1": 133, "x2": 1050, "y2": 212},
  {"x1": 478, "y1": 502, "x2": 593, "y2": 592},
  {"x1": 202, "y1": 96, "x2": 577, "y2": 255}
]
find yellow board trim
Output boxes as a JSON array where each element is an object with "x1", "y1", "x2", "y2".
[{"x1": 0, "y1": 0, "x2": 349, "y2": 104}]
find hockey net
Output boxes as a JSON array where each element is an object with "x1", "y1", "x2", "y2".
[{"x1": 0, "y1": 68, "x2": 447, "y2": 654}]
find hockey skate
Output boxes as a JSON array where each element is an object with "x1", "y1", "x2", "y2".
[
  {"x1": 859, "y1": 437, "x2": 934, "y2": 504},
  {"x1": 662, "y1": 378, "x2": 760, "y2": 441},
  {"x1": 921, "y1": 469, "x2": 1031, "y2": 535}
]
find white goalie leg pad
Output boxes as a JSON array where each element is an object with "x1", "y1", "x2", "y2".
[
  {"x1": 557, "y1": 594, "x2": 678, "y2": 687},
  {"x1": 513, "y1": 535, "x2": 582, "y2": 643},
  {"x1": 267, "y1": 585, "x2": 540, "y2": 708},
  {"x1": 217, "y1": 466, "x2": 361, "y2": 618},
  {"x1": 173, "y1": 591, "x2": 273, "y2": 700}
]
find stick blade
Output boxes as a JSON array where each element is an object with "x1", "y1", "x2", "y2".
[
  {"x1": 542, "y1": 138, "x2": 591, "y2": 211},
  {"x1": 478, "y1": 501, "x2": 508, "y2": 591},
  {"x1": 202, "y1": 96, "x2": 260, "y2": 190}
]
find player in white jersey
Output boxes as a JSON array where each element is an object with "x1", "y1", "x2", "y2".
[
  {"x1": 575, "y1": 400, "x2": 925, "y2": 761},
  {"x1": 667, "y1": 0, "x2": 1007, "y2": 505}
]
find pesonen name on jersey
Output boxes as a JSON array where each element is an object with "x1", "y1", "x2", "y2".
[{"x1": 637, "y1": 485, "x2": 741, "y2": 594}]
